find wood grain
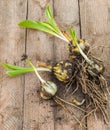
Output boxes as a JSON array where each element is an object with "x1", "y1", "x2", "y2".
[
  {"x1": 79, "y1": 0, "x2": 110, "y2": 129},
  {"x1": 54, "y1": 0, "x2": 86, "y2": 130},
  {"x1": 0, "y1": 0, "x2": 110, "y2": 130},
  {"x1": 0, "y1": 0, "x2": 27, "y2": 130},
  {"x1": 23, "y1": 1, "x2": 55, "y2": 130}
]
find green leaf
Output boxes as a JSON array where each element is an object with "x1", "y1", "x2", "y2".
[
  {"x1": 19, "y1": 20, "x2": 67, "y2": 41},
  {"x1": 18, "y1": 6, "x2": 69, "y2": 43},
  {"x1": 2, "y1": 63, "x2": 34, "y2": 76},
  {"x1": 45, "y1": 6, "x2": 55, "y2": 25},
  {"x1": 2, "y1": 63, "x2": 24, "y2": 70},
  {"x1": 18, "y1": 20, "x2": 58, "y2": 36},
  {"x1": 6, "y1": 68, "x2": 33, "y2": 77},
  {"x1": 2, "y1": 62, "x2": 51, "y2": 77},
  {"x1": 39, "y1": 22, "x2": 59, "y2": 34},
  {"x1": 45, "y1": 6, "x2": 62, "y2": 34},
  {"x1": 69, "y1": 28, "x2": 77, "y2": 43}
]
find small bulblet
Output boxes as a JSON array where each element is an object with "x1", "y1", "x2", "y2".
[
  {"x1": 53, "y1": 60, "x2": 74, "y2": 83},
  {"x1": 87, "y1": 63, "x2": 104, "y2": 76},
  {"x1": 69, "y1": 39, "x2": 90, "y2": 59},
  {"x1": 40, "y1": 81, "x2": 57, "y2": 99}
]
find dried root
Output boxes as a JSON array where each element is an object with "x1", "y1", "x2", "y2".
[{"x1": 66, "y1": 56, "x2": 109, "y2": 124}]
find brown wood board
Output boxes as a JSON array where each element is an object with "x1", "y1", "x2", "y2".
[{"x1": 0, "y1": 0, "x2": 110, "y2": 130}]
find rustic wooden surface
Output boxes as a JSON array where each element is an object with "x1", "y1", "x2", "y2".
[{"x1": 0, "y1": 0, "x2": 110, "y2": 130}]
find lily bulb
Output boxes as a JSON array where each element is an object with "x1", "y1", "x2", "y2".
[{"x1": 27, "y1": 60, "x2": 57, "y2": 99}]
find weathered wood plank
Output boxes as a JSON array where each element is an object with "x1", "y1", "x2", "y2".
[
  {"x1": 79, "y1": 0, "x2": 110, "y2": 129},
  {"x1": 0, "y1": 0, "x2": 27, "y2": 130},
  {"x1": 1, "y1": 0, "x2": 110, "y2": 129},
  {"x1": 53, "y1": 0, "x2": 86, "y2": 129},
  {"x1": 23, "y1": 1, "x2": 55, "y2": 130}
]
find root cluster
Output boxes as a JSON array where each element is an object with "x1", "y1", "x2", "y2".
[{"x1": 61, "y1": 54, "x2": 109, "y2": 125}]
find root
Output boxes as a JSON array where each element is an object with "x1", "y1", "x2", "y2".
[
  {"x1": 35, "y1": 55, "x2": 110, "y2": 124},
  {"x1": 65, "y1": 58, "x2": 109, "y2": 124},
  {"x1": 54, "y1": 96, "x2": 87, "y2": 128},
  {"x1": 81, "y1": 108, "x2": 97, "y2": 123},
  {"x1": 54, "y1": 96, "x2": 86, "y2": 112}
]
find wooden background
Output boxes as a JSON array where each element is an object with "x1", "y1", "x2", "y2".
[{"x1": 0, "y1": 0, "x2": 110, "y2": 130}]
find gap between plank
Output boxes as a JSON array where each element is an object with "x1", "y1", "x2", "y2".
[
  {"x1": 78, "y1": 0, "x2": 82, "y2": 39},
  {"x1": 22, "y1": 0, "x2": 28, "y2": 130}
]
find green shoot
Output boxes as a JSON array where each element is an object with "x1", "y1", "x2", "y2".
[
  {"x1": 18, "y1": 6, "x2": 69, "y2": 43},
  {"x1": 45, "y1": 5, "x2": 56, "y2": 25},
  {"x1": 2, "y1": 63, "x2": 24, "y2": 70},
  {"x1": 45, "y1": 6, "x2": 62, "y2": 35},
  {"x1": 2, "y1": 63, "x2": 51, "y2": 77},
  {"x1": 26, "y1": 60, "x2": 46, "y2": 84},
  {"x1": 18, "y1": 20, "x2": 58, "y2": 36},
  {"x1": 69, "y1": 28, "x2": 94, "y2": 65},
  {"x1": 26, "y1": 60, "x2": 58, "y2": 97}
]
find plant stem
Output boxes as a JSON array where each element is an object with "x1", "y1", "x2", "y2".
[
  {"x1": 75, "y1": 41, "x2": 94, "y2": 65},
  {"x1": 60, "y1": 33, "x2": 70, "y2": 43},
  {"x1": 69, "y1": 28, "x2": 94, "y2": 65},
  {"x1": 55, "y1": 33, "x2": 70, "y2": 43},
  {"x1": 36, "y1": 67, "x2": 51, "y2": 72},
  {"x1": 26, "y1": 60, "x2": 46, "y2": 84}
]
